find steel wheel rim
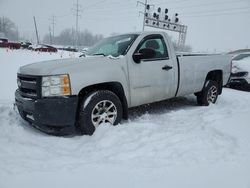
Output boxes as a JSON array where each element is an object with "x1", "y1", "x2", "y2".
[
  {"x1": 91, "y1": 100, "x2": 117, "y2": 128},
  {"x1": 207, "y1": 86, "x2": 217, "y2": 103}
]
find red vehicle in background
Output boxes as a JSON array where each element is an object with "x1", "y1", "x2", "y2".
[
  {"x1": 32, "y1": 44, "x2": 58, "y2": 52},
  {"x1": 0, "y1": 38, "x2": 21, "y2": 49}
]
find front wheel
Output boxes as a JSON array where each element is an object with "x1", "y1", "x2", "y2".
[
  {"x1": 78, "y1": 90, "x2": 123, "y2": 135},
  {"x1": 196, "y1": 80, "x2": 219, "y2": 106}
]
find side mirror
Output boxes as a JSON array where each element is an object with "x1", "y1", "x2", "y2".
[{"x1": 133, "y1": 48, "x2": 156, "y2": 63}]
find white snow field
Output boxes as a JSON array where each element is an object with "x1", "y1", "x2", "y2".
[{"x1": 0, "y1": 48, "x2": 250, "y2": 188}]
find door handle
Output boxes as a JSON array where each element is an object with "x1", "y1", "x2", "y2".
[{"x1": 162, "y1": 65, "x2": 173, "y2": 71}]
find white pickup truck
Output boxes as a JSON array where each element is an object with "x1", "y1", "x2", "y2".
[{"x1": 15, "y1": 31, "x2": 232, "y2": 135}]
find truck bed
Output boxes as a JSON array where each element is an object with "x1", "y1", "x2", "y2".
[{"x1": 175, "y1": 54, "x2": 232, "y2": 97}]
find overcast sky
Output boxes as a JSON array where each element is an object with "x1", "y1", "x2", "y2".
[{"x1": 0, "y1": 0, "x2": 250, "y2": 52}]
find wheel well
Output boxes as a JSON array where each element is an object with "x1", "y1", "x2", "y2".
[
  {"x1": 77, "y1": 82, "x2": 128, "y2": 120},
  {"x1": 205, "y1": 70, "x2": 223, "y2": 94}
]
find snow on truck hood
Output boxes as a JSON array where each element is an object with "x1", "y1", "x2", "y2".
[{"x1": 18, "y1": 56, "x2": 124, "y2": 75}]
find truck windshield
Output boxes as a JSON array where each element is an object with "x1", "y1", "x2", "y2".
[{"x1": 85, "y1": 34, "x2": 139, "y2": 57}]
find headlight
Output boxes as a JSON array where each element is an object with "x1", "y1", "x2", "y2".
[{"x1": 42, "y1": 74, "x2": 71, "y2": 97}]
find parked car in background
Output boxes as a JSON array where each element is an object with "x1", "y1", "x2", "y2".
[
  {"x1": 62, "y1": 46, "x2": 78, "y2": 52},
  {"x1": 228, "y1": 53, "x2": 250, "y2": 89},
  {"x1": 31, "y1": 44, "x2": 57, "y2": 52},
  {"x1": 20, "y1": 41, "x2": 32, "y2": 49},
  {"x1": 0, "y1": 38, "x2": 21, "y2": 49},
  {"x1": 0, "y1": 38, "x2": 8, "y2": 44}
]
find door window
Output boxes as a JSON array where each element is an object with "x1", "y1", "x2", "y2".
[{"x1": 137, "y1": 36, "x2": 169, "y2": 59}]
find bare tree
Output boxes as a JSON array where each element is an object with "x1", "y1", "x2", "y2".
[
  {"x1": 0, "y1": 16, "x2": 18, "y2": 40},
  {"x1": 43, "y1": 28, "x2": 103, "y2": 47}
]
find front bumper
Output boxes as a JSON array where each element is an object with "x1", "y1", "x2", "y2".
[{"x1": 15, "y1": 90, "x2": 78, "y2": 135}]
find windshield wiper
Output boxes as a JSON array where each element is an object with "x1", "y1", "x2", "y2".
[
  {"x1": 92, "y1": 53, "x2": 106, "y2": 56},
  {"x1": 79, "y1": 54, "x2": 86, "y2": 57}
]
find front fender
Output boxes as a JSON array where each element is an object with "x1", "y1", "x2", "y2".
[{"x1": 69, "y1": 61, "x2": 130, "y2": 105}]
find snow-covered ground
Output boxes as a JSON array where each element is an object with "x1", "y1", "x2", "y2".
[{"x1": 0, "y1": 48, "x2": 250, "y2": 188}]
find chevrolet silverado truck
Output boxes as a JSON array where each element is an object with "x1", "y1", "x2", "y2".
[{"x1": 15, "y1": 31, "x2": 232, "y2": 135}]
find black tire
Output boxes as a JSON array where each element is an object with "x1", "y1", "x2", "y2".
[
  {"x1": 78, "y1": 90, "x2": 123, "y2": 135},
  {"x1": 196, "y1": 80, "x2": 219, "y2": 106}
]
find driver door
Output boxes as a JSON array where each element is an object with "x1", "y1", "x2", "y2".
[{"x1": 128, "y1": 34, "x2": 175, "y2": 107}]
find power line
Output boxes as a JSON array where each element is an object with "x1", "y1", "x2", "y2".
[
  {"x1": 173, "y1": 0, "x2": 249, "y2": 10},
  {"x1": 184, "y1": 10, "x2": 250, "y2": 18},
  {"x1": 84, "y1": 0, "x2": 138, "y2": 9},
  {"x1": 84, "y1": 0, "x2": 108, "y2": 9},
  {"x1": 155, "y1": 0, "x2": 191, "y2": 5},
  {"x1": 181, "y1": 6, "x2": 250, "y2": 16},
  {"x1": 79, "y1": 0, "x2": 249, "y2": 17},
  {"x1": 83, "y1": 6, "x2": 137, "y2": 14},
  {"x1": 156, "y1": 0, "x2": 248, "y2": 6},
  {"x1": 83, "y1": 2, "x2": 137, "y2": 12}
]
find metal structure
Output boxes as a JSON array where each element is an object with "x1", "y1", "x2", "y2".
[
  {"x1": 145, "y1": 16, "x2": 188, "y2": 48},
  {"x1": 137, "y1": 0, "x2": 148, "y2": 31},
  {"x1": 137, "y1": 0, "x2": 188, "y2": 49}
]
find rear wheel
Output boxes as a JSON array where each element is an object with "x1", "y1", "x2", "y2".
[
  {"x1": 196, "y1": 80, "x2": 219, "y2": 106},
  {"x1": 78, "y1": 90, "x2": 123, "y2": 135}
]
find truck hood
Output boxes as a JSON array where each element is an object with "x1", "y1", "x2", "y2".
[{"x1": 18, "y1": 56, "x2": 124, "y2": 75}]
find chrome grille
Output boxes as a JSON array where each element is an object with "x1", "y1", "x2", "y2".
[{"x1": 17, "y1": 74, "x2": 41, "y2": 99}]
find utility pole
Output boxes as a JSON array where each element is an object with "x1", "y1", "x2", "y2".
[
  {"x1": 2, "y1": 17, "x2": 5, "y2": 34},
  {"x1": 71, "y1": 27, "x2": 74, "y2": 46},
  {"x1": 50, "y1": 14, "x2": 56, "y2": 43},
  {"x1": 49, "y1": 26, "x2": 52, "y2": 45},
  {"x1": 72, "y1": 0, "x2": 82, "y2": 48},
  {"x1": 33, "y1": 16, "x2": 40, "y2": 44},
  {"x1": 16, "y1": 26, "x2": 19, "y2": 41}
]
